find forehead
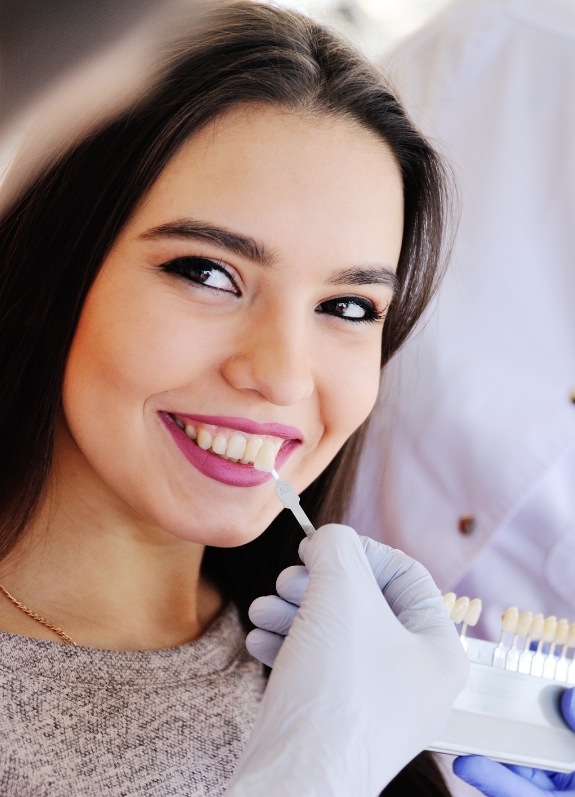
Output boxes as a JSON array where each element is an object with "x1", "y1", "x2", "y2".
[{"x1": 128, "y1": 103, "x2": 404, "y2": 267}]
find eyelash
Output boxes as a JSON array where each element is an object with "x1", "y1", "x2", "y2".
[
  {"x1": 161, "y1": 256, "x2": 239, "y2": 295},
  {"x1": 316, "y1": 297, "x2": 386, "y2": 325},
  {"x1": 161, "y1": 256, "x2": 385, "y2": 324}
]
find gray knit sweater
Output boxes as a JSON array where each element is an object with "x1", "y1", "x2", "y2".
[{"x1": 0, "y1": 604, "x2": 266, "y2": 796}]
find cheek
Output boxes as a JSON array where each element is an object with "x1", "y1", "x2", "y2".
[
  {"x1": 320, "y1": 343, "x2": 382, "y2": 442},
  {"x1": 63, "y1": 313, "x2": 151, "y2": 417},
  {"x1": 64, "y1": 288, "x2": 196, "y2": 414}
]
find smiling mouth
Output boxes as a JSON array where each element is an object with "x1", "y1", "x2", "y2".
[{"x1": 166, "y1": 413, "x2": 291, "y2": 472}]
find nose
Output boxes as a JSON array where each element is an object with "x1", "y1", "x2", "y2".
[{"x1": 221, "y1": 309, "x2": 315, "y2": 406}]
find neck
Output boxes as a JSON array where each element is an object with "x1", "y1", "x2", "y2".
[{"x1": 0, "y1": 480, "x2": 224, "y2": 651}]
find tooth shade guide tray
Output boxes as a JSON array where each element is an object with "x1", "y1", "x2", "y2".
[{"x1": 430, "y1": 597, "x2": 575, "y2": 772}]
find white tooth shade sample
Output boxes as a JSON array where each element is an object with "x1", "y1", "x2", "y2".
[
  {"x1": 253, "y1": 440, "x2": 278, "y2": 472},
  {"x1": 443, "y1": 592, "x2": 456, "y2": 614},
  {"x1": 464, "y1": 598, "x2": 483, "y2": 628},
  {"x1": 451, "y1": 596, "x2": 470, "y2": 625}
]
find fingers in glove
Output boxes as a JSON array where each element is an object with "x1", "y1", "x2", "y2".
[
  {"x1": 300, "y1": 525, "x2": 451, "y2": 638},
  {"x1": 562, "y1": 688, "x2": 575, "y2": 732},
  {"x1": 299, "y1": 524, "x2": 437, "y2": 613},
  {"x1": 297, "y1": 524, "x2": 388, "y2": 610},
  {"x1": 361, "y1": 537, "x2": 445, "y2": 619},
  {"x1": 453, "y1": 756, "x2": 555, "y2": 797},
  {"x1": 276, "y1": 565, "x2": 309, "y2": 606},
  {"x1": 245, "y1": 628, "x2": 284, "y2": 668},
  {"x1": 249, "y1": 595, "x2": 298, "y2": 635}
]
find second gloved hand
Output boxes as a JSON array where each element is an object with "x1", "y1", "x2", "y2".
[
  {"x1": 226, "y1": 523, "x2": 468, "y2": 797},
  {"x1": 453, "y1": 688, "x2": 575, "y2": 797}
]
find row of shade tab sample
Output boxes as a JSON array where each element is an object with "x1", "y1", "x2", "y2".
[{"x1": 443, "y1": 592, "x2": 575, "y2": 685}]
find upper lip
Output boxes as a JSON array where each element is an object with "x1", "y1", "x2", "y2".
[{"x1": 165, "y1": 412, "x2": 304, "y2": 441}]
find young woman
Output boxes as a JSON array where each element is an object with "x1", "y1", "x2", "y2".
[{"x1": 0, "y1": 3, "x2": 465, "y2": 795}]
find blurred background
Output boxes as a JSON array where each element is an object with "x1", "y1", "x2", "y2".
[
  {"x1": 0, "y1": 0, "x2": 450, "y2": 193},
  {"x1": 273, "y1": 0, "x2": 451, "y2": 55}
]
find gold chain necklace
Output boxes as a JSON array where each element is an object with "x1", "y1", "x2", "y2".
[{"x1": 0, "y1": 584, "x2": 76, "y2": 645}]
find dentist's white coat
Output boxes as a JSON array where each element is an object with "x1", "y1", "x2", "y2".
[
  {"x1": 347, "y1": 3, "x2": 575, "y2": 790},
  {"x1": 348, "y1": 0, "x2": 575, "y2": 648}
]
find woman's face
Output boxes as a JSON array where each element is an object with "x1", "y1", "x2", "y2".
[{"x1": 61, "y1": 104, "x2": 404, "y2": 545}]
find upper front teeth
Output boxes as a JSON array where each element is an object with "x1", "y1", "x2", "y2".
[{"x1": 180, "y1": 420, "x2": 283, "y2": 472}]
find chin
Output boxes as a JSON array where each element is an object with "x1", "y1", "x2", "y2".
[
  {"x1": 158, "y1": 503, "x2": 282, "y2": 549},
  {"x1": 190, "y1": 526, "x2": 269, "y2": 550},
  {"x1": 210, "y1": 511, "x2": 281, "y2": 549}
]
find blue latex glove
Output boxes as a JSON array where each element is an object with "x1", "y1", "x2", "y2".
[
  {"x1": 454, "y1": 688, "x2": 575, "y2": 796},
  {"x1": 226, "y1": 524, "x2": 469, "y2": 797}
]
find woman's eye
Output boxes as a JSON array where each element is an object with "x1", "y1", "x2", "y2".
[
  {"x1": 317, "y1": 296, "x2": 384, "y2": 323},
  {"x1": 161, "y1": 256, "x2": 239, "y2": 294}
]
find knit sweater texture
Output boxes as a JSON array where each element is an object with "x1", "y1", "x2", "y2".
[{"x1": 0, "y1": 604, "x2": 266, "y2": 796}]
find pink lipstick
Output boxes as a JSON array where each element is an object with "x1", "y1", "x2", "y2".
[{"x1": 159, "y1": 412, "x2": 301, "y2": 487}]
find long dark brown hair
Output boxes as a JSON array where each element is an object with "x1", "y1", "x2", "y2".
[{"x1": 0, "y1": 3, "x2": 452, "y2": 794}]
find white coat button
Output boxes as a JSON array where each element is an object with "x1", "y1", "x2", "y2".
[{"x1": 458, "y1": 515, "x2": 476, "y2": 535}]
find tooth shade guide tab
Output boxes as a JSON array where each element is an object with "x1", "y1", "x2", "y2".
[
  {"x1": 505, "y1": 611, "x2": 533, "y2": 672},
  {"x1": 555, "y1": 618, "x2": 570, "y2": 646},
  {"x1": 529, "y1": 613, "x2": 545, "y2": 644},
  {"x1": 530, "y1": 614, "x2": 566, "y2": 680},
  {"x1": 501, "y1": 606, "x2": 520, "y2": 634},
  {"x1": 542, "y1": 615, "x2": 558, "y2": 644},
  {"x1": 463, "y1": 598, "x2": 482, "y2": 628},
  {"x1": 531, "y1": 615, "x2": 558, "y2": 676},
  {"x1": 253, "y1": 441, "x2": 278, "y2": 472},
  {"x1": 515, "y1": 610, "x2": 534, "y2": 637},
  {"x1": 554, "y1": 622, "x2": 575, "y2": 683},
  {"x1": 543, "y1": 617, "x2": 568, "y2": 680},
  {"x1": 493, "y1": 607, "x2": 519, "y2": 669},
  {"x1": 451, "y1": 596, "x2": 470, "y2": 625},
  {"x1": 443, "y1": 592, "x2": 456, "y2": 614},
  {"x1": 518, "y1": 612, "x2": 544, "y2": 674}
]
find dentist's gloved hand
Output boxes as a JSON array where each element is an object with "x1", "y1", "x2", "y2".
[
  {"x1": 453, "y1": 688, "x2": 575, "y2": 796},
  {"x1": 225, "y1": 523, "x2": 469, "y2": 797}
]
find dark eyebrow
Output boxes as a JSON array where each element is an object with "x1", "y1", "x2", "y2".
[
  {"x1": 327, "y1": 266, "x2": 399, "y2": 294},
  {"x1": 140, "y1": 219, "x2": 276, "y2": 266},
  {"x1": 142, "y1": 219, "x2": 398, "y2": 292}
]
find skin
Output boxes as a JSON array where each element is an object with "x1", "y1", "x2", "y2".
[{"x1": 0, "y1": 104, "x2": 404, "y2": 650}]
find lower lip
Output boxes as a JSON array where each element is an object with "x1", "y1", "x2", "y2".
[{"x1": 159, "y1": 412, "x2": 298, "y2": 487}]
